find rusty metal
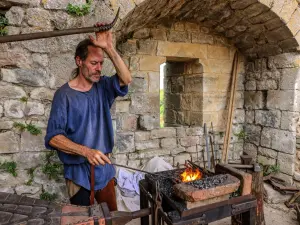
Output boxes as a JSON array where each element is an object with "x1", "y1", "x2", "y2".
[{"x1": 0, "y1": 8, "x2": 120, "y2": 43}]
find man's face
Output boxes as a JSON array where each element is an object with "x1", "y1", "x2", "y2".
[{"x1": 79, "y1": 46, "x2": 104, "y2": 83}]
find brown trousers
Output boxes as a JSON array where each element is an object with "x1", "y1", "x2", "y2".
[{"x1": 66, "y1": 178, "x2": 117, "y2": 211}]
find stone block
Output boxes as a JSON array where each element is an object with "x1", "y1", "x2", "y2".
[
  {"x1": 117, "y1": 40, "x2": 137, "y2": 56},
  {"x1": 139, "y1": 55, "x2": 166, "y2": 71},
  {"x1": 128, "y1": 160, "x2": 141, "y2": 168},
  {"x1": 0, "y1": 131, "x2": 20, "y2": 153},
  {"x1": 133, "y1": 28, "x2": 150, "y2": 39},
  {"x1": 134, "y1": 131, "x2": 150, "y2": 141},
  {"x1": 185, "y1": 75, "x2": 203, "y2": 93},
  {"x1": 245, "y1": 80, "x2": 256, "y2": 90},
  {"x1": 182, "y1": 94, "x2": 192, "y2": 111},
  {"x1": 0, "y1": 120, "x2": 14, "y2": 130},
  {"x1": 277, "y1": 152, "x2": 294, "y2": 175},
  {"x1": 0, "y1": 170, "x2": 28, "y2": 187},
  {"x1": 281, "y1": 111, "x2": 299, "y2": 132},
  {"x1": 1, "y1": 68, "x2": 48, "y2": 87},
  {"x1": 137, "y1": 39, "x2": 157, "y2": 55},
  {"x1": 49, "y1": 53, "x2": 75, "y2": 88},
  {"x1": 258, "y1": 155, "x2": 276, "y2": 165},
  {"x1": 185, "y1": 22, "x2": 199, "y2": 31},
  {"x1": 243, "y1": 142, "x2": 258, "y2": 159},
  {"x1": 5, "y1": 6, "x2": 25, "y2": 25},
  {"x1": 43, "y1": 0, "x2": 85, "y2": 9},
  {"x1": 233, "y1": 109, "x2": 245, "y2": 124},
  {"x1": 15, "y1": 185, "x2": 40, "y2": 195},
  {"x1": 255, "y1": 110, "x2": 281, "y2": 128},
  {"x1": 191, "y1": 33, "x2": 213, "y2": 45},
  {"x1": 129, "y1": 77, "x2": 148, "y2": 93},
  {"x1": 131, "y1": 92, "x2": 159, "y2": 113},
  {"x1": 139, "y1": 114, "x2": 160, "y2": 130},
  {"x1": 176, "y1": 127, "x2": 186, "y2": 138},
  {"x1": 174, "y1": 153, "x2": 191, "y2": 165},
  {"x1": 268, "y1": 53, "x2": 300, "y2": 69},
  {"x1": 258, "y1": 147, "x2": 278, "y2": 159},
  {"x1": 129, "y1": 56, "x2": 140, "y2": 71},
  {"x1": 24, "y1": 102, "x2": 44, "y2": 116},
  {"x1": 180, "y1": 136, "x2": 199, "y2": 147},
  {"x1": 161, "y1": 138, "x2": 177, "y2": 148},
  {"x1": 150, "y1": 128, "x2": 176, "y2": 139},
  {"x1": 167, "y1": 31, "x2": 190, "y2": 42},
  {"x1": 280, "y1": 68, "x2": 300, "y2": 90},
  {"x1": 26, "y1": 8, "x2": 52, "y2": 29},
  {"x1": 276, "y1": 0, "x2": 298, "y2": 23},
  {"x1": 13, "y1": 152, "x2": 43, "y2": 169},
  {"x1": 117, "y1": 114, "x2": 138, "y2": 131},
  {"x1": 171, "y1": 147, "x2": 186, "y2": 155},
  {"x1": 190, "y1": 112, "x2": 204, "y2": 126},
  {"x1": 165, "y1": 93, "x2": 181, "y2": 110},
  {"x1": 30, "y1": 87, "x2": 55, "y2": 101},
  {"x1": 148, "y1": 72, "x2": 160, "y2": 93},
  {"x1": 115, "y1": 132, "x2": 135, "y2": 153},
  {"x1": 186, "y1": 127, "x2": 203, "y2": 136},
  {"x1": 112, "y1": 153, "x2": 128, "y2": 165},
  {"x1": 245, "y1": 110, "x2": 254, "y2": 123},
  {"x1": 245, "y1": 124, "x2": 262, "y2": 146},
  {"x1": 287, "y1": 8, "x2": 300, "y2": 35},
  {"x1": 235, "y1": 91, "x2": 244, "y2": 109},
  {"x1": 244, "y1": 91, "x2": 264, "y2": 109},
  {"x1": 135, "y1": 139, "x2": 160, "y2": 150},
  {"x1": 21, "y1": 130, "x2": 46, "y2": 152},
  {"x1": 207, "y1": 46, "x2": 230, "y2": 60},
  {"x1": 157, "y1": 41, "x2": 207, "y2": 59},
  {"x1": 137, "y1": 149, "x2": 170, "y2": 159},
  {"x1": 256, "y1": 80, "x2": 278, "y2": 90},
  {"x1": 150, "y1": 29, "x2": 167, "y2": 41},
  {"x1": 201, "y1": 59, "x2": 233, "y2": 74},
  {"x1": 261, "y1": 127, "x2": 295, "y2": 154},
  {"x1": 4, "y1": 100, "x2": 24, "y2": 118},
  {"x1": 267, "y1": 90, "x2": 296, "y2": 111},
  {"x1": 263, "y1": 183, "x2": 291, "y2": 204},
  {"x1": 0, "y1": 83, "x2": 27, "y2": 99}
]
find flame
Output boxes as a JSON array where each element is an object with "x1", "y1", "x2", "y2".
[{"x1": 180, "y1": 167, "x2": 202, "y2": 182}]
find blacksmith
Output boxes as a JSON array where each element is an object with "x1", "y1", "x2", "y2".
[{"x1": 45, "y1": 23, "x2": 131, "y2": 210}]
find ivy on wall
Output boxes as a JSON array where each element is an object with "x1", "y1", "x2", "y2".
[
  {"x1": 66, "y1": 0, "x2": 92, "y2": 16},
  {"x1": 0, "y1": 14, "x2": 8, "y2": 36}
]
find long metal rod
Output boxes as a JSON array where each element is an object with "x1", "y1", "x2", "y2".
[
  {"x1": 0, "y1": 8, "x2": 120, "y2": 43},
  {"x1": 113, "y1": 163, "x2": 182, "y2": 183}
]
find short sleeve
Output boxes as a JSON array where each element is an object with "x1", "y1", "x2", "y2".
[
  {"x1": 44, "y1": 90, "x2": 68, "y2": 150},
  {"x1": 104, "y1": 74, "x2": 128, "y2": 107}
]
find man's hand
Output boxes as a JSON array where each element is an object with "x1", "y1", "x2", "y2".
[
  {"x1": 84, "y1": 149, "x2": 111, "y2": 166},
  {"x1": 89, "y1": 23, "x2": 113, "y2": 51}
]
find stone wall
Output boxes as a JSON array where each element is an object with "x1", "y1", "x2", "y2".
[{"x1": 243, "y1": 53, "x2": 300, "y2": 184}]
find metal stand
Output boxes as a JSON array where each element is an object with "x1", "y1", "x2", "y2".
[{"x1": 139, "y1": 179, "x2": 256, "y2": 225}]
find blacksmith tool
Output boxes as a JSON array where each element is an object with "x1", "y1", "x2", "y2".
[
  {"x1": 204, "y1": 123, "x2": 211, "y2": 169},
  {"x1": 112, "y1": 163, "x2": 182, "y2": 183},
  {"x1": 0, "y1": 8, "x2": 120, "y2": 43}
]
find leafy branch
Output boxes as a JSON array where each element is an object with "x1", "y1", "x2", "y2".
[
  {"x1": 0, "y1": 14, "x2": 8, "y2": 36},
  {"x1": 66, "y1": 0, "x2": 92, "y2": 16},
  {"x1": 26, "y1": 167, "x2": 37, "y2": 185},
  {"x1": 233, "y1": 129, "x2": 247, "y2": 140},
  {"x1": 42, "y1": 152, "x2": 63, "y2": 181},
  {"x1": 0, "y1": 161, "x2": 17, "y2": 177}
]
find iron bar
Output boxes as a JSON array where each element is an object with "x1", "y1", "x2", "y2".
[
  {"x1": 0, "y1": 8, "x2": 120, "y2": 43},
  {"x1": 113, "y1": 163, "x2": 182, "y2": 183}
]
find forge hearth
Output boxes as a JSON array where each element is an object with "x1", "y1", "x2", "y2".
[
  {"x1": 145, "y1": 168, "x2": 240, "y2": 214},
  {"x1": 174, "y1": 174, "x2": 240, "y2": 202}
]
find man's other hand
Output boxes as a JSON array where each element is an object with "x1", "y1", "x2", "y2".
[
  {"x1": 89, "y1": 23, "x2": 113, "y2": 51},
  {"x1": 85, "y1": 149, "x2": 111, "y2": 166}
]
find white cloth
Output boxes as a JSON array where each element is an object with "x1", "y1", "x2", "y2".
[{"x1": 116, "y1": 156, "x2": 173, "y2": 212}]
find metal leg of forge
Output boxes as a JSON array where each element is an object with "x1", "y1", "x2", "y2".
[{"x1": 139, "y1": 179, "x2": 257, "y2": 225}]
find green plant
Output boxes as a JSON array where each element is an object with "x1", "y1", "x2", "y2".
[
  {"x1": 0, "y1": 14, "x2": 8, "y2": 36},
  {"x1": 42, "y1": 151, "x2": 63, "y2": 181},
  {"x1": 66, "y1": 0, "x2": 92, "y2": 16},
  {"x1": 263, "y1": 164, "x2": 280, "y2": 176},
  {"x1": 0, "y1": 161, "x2": 17, "y2": 177},
  {"x1": 13, "y1": 122, "x2": 42, "y2": 135},
  {"x1": 26, "y1": 167, "x2": 36, "y2": 185},
  {"x1": 233, "y1": 129, "x2": 247, "y2": 140},
  {"x1": 40, "y1": 191, "x2": 57, "y2": 202}
]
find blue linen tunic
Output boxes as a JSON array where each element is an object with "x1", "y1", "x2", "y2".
[{"x1": 45, "y1": 74, "x2": 128, "y2": 191}]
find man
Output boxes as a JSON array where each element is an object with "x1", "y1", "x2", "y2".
[{"x1": 45, "y1": 23, "x2": 132, "y2": 210}]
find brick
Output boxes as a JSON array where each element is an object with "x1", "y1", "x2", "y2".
[
  {"x1": 161, "y1": 138, "x2": 177, "y2": 148},
  {"x1": 139, "y1": 114, "x2": 160, "y2": 130},
  {"x1": 180, "y1": 136, "x2": 199, "y2": 147},
  {"x1": 135, "y1": 140, "x2": 159, "y2": 150},
  {"x1": 267, "y1": 90, "x2": 296, "y2": 111},
  {"x1": 134, "y1": 131, "x2": 150, "y2": 141},
  {"x1": 255, "y1": 110, "x2": 281, "y2": 128}
]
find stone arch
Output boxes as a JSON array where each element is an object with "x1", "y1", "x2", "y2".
[{"x1": 114, "y1": 0, "x2": 300, "y2": 183}]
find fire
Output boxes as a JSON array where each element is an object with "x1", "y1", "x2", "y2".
[{"x1": 180, "y1": 167, "x2": 202, "y2": 182}]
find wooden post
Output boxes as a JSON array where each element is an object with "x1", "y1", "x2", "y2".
[{"x1": 251, "y1": 165, "x2": 265, "y2": 225}]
